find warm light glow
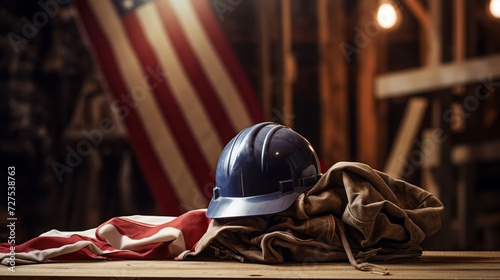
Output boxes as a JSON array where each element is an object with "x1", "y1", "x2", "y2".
[
  {"x1": 377, "y1": 3, "x2": 398, "y2": 29},
  {"x1": 489, "y1": 0, "x2": 500, "y2": 18}
]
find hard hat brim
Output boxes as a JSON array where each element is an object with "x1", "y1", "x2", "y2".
[{"x1": 206, "y1": 187, "x2": 310, "y2": 219}]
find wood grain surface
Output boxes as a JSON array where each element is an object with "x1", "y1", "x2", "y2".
[{"x1": 1, "y1": 251, "x2": 499, "y2": 280}]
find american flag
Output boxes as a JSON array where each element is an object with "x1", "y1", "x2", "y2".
[
  {"x1": 73, "y1": 0, "x2": 262, "y2": 215},
  {"x1": 0, "y1": 210, "x2": 210, "y2": 264}
]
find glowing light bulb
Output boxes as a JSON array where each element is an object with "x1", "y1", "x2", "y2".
[
  {"x1": 489, "y1": 0, "x2": 500, "y2": 18},
  {"x1": 377, "y1": 3, "x2": 398, "y2": 30}
]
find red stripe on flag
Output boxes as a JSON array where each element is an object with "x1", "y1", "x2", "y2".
[
  {"x1": 74, "y1": 1, "x2": 183, "y2": 215},
  {"x1": 191, "y1": 0, "x2": 263, "y2": 124},
  {"x1": 155, "y1": 0, "x2": 237, "y2": 143},
  {"x1": 120, "y1": 12, "x2": 214, "y2": 199}
]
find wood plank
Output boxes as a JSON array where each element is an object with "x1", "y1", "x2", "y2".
[
  {"x1": 2, "y1": 252, "x2": 499, "y2": 280},
  {"x1": 375, "y1": 54, "x2": 500, "y2": 98}
]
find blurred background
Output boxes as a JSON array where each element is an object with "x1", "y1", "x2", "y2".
[{"x1": 1, "y1": 0, "x2": 499, "y2": 251}]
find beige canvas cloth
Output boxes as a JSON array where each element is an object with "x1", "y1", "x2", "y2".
[{"x1": 181, "y1": 162, "x2": 444, "y2": 275}]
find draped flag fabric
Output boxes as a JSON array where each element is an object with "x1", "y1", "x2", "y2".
[
  {"x1": 73, "y1": 0, "x2": 262, "y2": 215},
  {"x1": 0, "y1": 210, "x2": 210, "y2": 264}
]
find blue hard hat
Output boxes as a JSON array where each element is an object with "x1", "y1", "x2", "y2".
[{"x1": 206, "y1": 122, "x2": 321, "y2": 218}]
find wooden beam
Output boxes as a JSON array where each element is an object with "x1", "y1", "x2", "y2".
[
  {"x1": 318, "y1": 0, "x2": 349, "y2": 165},
  {"x1": 383, "y1": 98, "x2": 428, "y2": 178},
  {"x1": 357, "y1": 0, "x2": 380, "y2": 168},
  {"x1": 375, "y1": 54, "x2": 500, "y2": 98}
]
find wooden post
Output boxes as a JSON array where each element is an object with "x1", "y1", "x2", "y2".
[
  {"x1": 317, "y1": 0, "x2": 349, "y2": 165},
  {"x1": 279, "y1": 0, "x2": 293, "y2": 128},
  {"x1": 451, "y1": 0, "x2": 466, "y2": 131},
  {"x1": 357, "y1": 0, "x2": 380, "y2": 168},
  {"x1": 256, "y1": 0, "x2": 272, "y2": 120}
]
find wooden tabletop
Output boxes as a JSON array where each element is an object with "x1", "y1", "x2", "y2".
[{"x1": 1, "y1": 251, "x2": 499, "y2": 279}]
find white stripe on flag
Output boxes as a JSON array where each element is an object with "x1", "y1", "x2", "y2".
[
  {"x1": 137, "y1": 4, "x2": 222, "y2": 168},
  {"x1": 120, "y1": 215, "x2": 178, "y2": 226},
  {"x1": 98, "y1": 224, "x2": 186, "y2": 254},
  {"x1": 40, "y1": 228, "x2": 97, "y2": 238},
  {"x1": 90, "y1": 0, "x2": 207, "y2": 210},
  {"x1": 0, "y1": 241, "x2": 118, "y2": 265},
  {"x1": 169, "y1": 0, "x2": 253, "y2": 131}
]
